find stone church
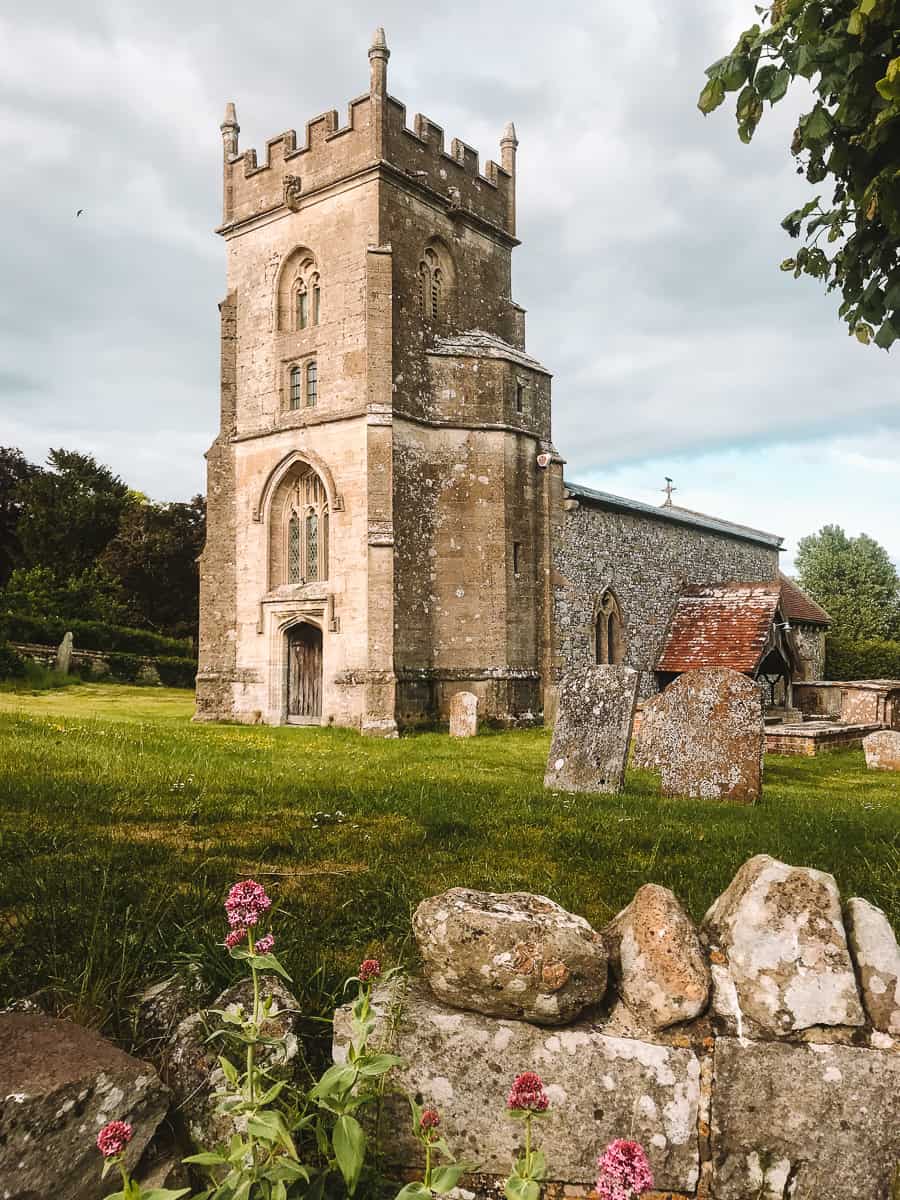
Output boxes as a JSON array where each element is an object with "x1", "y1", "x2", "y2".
[{"x1": 196, "y1": 30, "x2": 827, "y2": 733}]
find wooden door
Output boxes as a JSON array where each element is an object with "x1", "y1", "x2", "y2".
[{"x1": 287, "y1": 623, "x2": 322, "y2": 722}]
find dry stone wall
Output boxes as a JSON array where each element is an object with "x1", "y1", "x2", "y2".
[{"x1": 337, "y1": 866, "x2": 900, "y2": 1199}]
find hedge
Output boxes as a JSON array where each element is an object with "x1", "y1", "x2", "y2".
[
  {"x1": 101, "y1": 653, "x2": 197, "y2": 688},
  {"x1": 0, "y1": 641, "x2": 26, "y2": 680},
  {"x1": 0, "y1": 611, "x2": 193, "y2": 659},
  {"x1": 825, "y1": 636, "x2": 900, "y2": 681}
]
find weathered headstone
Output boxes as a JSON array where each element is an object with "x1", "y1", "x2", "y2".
[
  {"x1": 647, "y1": 667, "x2": 763, "y2": 803},
  {"x1": 412, "y1": 887, "x2": 607, "y2": 1024},
  {"x1": 630, "y1": 690, "x2": 667, "y2": 770},
  {"x1": 604, "y1": 883, "x2": 710, "y2": 1030},
  {"x1": 55, "y1": 630, "x2": 74, "y2": 675},
  {"x1": 703, "y1": 855, "x2": 864, "y2": 1038},
  {"x1": 544, "y1": 664, "x2": 639, "y2": 794},
  {"x1": 863, "y1": 728, "x2": 900, "y2": 771},
  {"x1": 0, "y1": 1012, "x2": 170, "y2": 1200},
  {"x1": 448, "y1": 690, "x2": 477, "y2": 737}
]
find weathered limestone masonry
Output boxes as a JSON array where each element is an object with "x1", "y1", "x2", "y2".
[
  {"x1": 196, "y1": 29, "x2": 560, "y2": 732},
  {"x1": 554, "y1": 487, "x2": 782, "y2": 702},
  {"x1": 335, "y1": 868, "x2": 900, "y2": 1199}
]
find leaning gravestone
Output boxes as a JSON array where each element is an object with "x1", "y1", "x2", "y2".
[
  {"x1": 649, "y1": 667, "x2": 763, "y2": 803},
  {"x1": 55, "y1": 630, "x2": 74, "y2": 675},
  {"x1": 544, "y1": 665, "x2": 639, "y2": 794},
  {"x1": 448, "y1": 690, "x2": 477, "y2": 737},
  {"x1": 863, "y1": 728, "x2": 900, "y2": 771}
]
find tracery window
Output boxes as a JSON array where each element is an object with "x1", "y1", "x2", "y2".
[
  {"x1": 306, "y1": 360, "x2": 317, "y2": 407},
  {"x1": 595, "y1": 590, "x2": 625, "y2": 665},
  {"x1": 418, "y1": 246, "x2": 445, "y2": 319},
  {"x1": 280, "y1": 468, "x2": 329, "y2": 585},
  {"x1": 288, "y1": 258, "x2": 320, "y2": 331}
]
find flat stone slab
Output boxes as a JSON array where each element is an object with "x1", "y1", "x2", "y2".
[
  {"x1": 709, "y1": 1038, "x2": 900, "y2": 1199},
  {"x1": 334, "y1": 980, "x2": 701, "y2": 1191},
  {"x1": 845, "y1": 896, "x2": 900, "y2": 1036},
  {"x1": 863, "y1": 728, "x2": 900, "y2": 770},
  {"x1": 449, "y1": 690, "x2": 478, "y2": 737},
  {"x1": 544, "y1": 665, "x2": 639, "y2": 794}
]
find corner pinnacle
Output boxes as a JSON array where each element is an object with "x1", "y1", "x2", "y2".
[{"x1": 501, "y1": 121, "x2": 518, "y2": 145}]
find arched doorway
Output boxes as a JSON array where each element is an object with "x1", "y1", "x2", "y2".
[{"x1": 287, "y1": 623, "x2": 323, "y2": 723}]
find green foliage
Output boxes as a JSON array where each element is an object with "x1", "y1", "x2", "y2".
[
  {"x1": 0, "y1": 610, "x2": 192, "y2": 657},
  {"x1": 0, "y1": 641, "x2": 26, "y2": 680},
  {"x1": 795, "y1": 524, "x2": 900, "y2": 639},
  {"x1": 826, "y1": 633, "x2": 900, "y2": 676},
  {"x1": 0, "y1": 447, "x2": 38, "y2": 586},
  {"x1": 699, "y1": 0, "x2": 900, "y2": 345},
  {"x1": 155, "y1": 657, "x2": 199, "y2": 689},
  {"x1": 0, "y1": 564, "x2": 130, "y2": 626}
]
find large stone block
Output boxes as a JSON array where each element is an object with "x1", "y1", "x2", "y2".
[
  {"x1": 709, "y1": 1038, "x2": 900, "y2": 1199},
  {"x1": 703, "y1": 855, "x2": 864, "y2": 1038},
  {"x1": 0, "y1": 1012, "x2": 170, "y2": 1200},
  {"x1": 449, "y1": 690, "x2": 478, "y2": 737},
  {"x1": 863, "y1": 728, "x2": 900, "y2": 771},
  {"x1": 604, "y1": 884, "x2": 710, "y2": 1031},
  {"x1": 845, "y1": 896, "x2": 900, "y2": 1036},
  {"x1": 650, "y1": 668, "x2": 764, "y2": 803},
  {"x1": 333, "y1": 980, "x2": 701, "y2": 1191},
  {"x1": 544, "y1": 665, "x2": 639, "y2": 794},
  {"x1": 412, "y1": 887, "x2": 607, "y2": 1025}
]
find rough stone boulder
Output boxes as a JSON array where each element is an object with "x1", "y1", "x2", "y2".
[
  {"x1": 544, "y1": 664, "x2": 639, "y2": 794},
  {"x1": 412, "y1": 887, "x2": 607, "y2": 1025},
  {"x1": 703, "y1": 855, "x2": 864, "y2": 1037},
  {"x1": 165, "y1": 975, "x2": 300, "y2": 1149},
  {"x1": 645, "y1": 667, "x2": 764, "y2": 803},
  {"x1": 709, "y1": 1038, "x2": 900, "y2": 1198},
  {"x1": 333, "y1": 979, "x2": 701, "y2": 1191},
  {"x1": 863, "y1": 728, "x2": 900, "y2": 771},
  {"x1": 844, "y1": 896, "x2": 900, "y2": 1036},
  {"x1": 0, "y1": 1012, "x2": 170, "y2": 1200},
  {"x1": 449, "y1": 690, "x2": 478, "y2": 737},
  {"x1": 603, "y1": 884, "x2": 710, "y2": 1031}
]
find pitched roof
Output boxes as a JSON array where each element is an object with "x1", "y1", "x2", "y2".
[
  {"x1": 778, "y1": 573, "x2": 831, "y2": 625},
  {"x1": 429, "y1": 330, "x2": 551, "y2": 374},
  {"x1": 563, "y1": 484, "x2": 784, "y2": 550},
  {"x1": 656, "y1": 583, "x2": 783, "y2": 674}
]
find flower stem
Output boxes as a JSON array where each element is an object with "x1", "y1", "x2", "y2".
[
  {"x1": 246, "y1": 927, "x2": 259, "y2": 1106},
  {"x1": 424, "y1": 1140, "x2": 432, "y2": 1190},
  {"x1": 524, "y1": 1113, "x2": 532, "y2": 1178}
]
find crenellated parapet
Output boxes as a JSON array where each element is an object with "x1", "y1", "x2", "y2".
[{"x1": 218, "y1": 28, "x2": 516, "y2": 240}]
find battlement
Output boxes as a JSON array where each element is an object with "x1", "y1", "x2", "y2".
[{"x1": 219, "y1": 28, "x2": 517, "y2": 239}]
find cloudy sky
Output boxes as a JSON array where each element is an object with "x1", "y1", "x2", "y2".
[{"x1": 1, "y1": 1, "x2": 897, "y2": 569}]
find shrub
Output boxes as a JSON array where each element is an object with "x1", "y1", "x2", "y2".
[
  {"x1": 0, "y1": 610, "x2": 192, "y2": 658},
  {"x1": 0, "y1": 641, "x2": 26, "y2": 680},
  {"x1": 826, "y1": 636, "x2": 900, "y2": 681},
  {"x1": 106, "y1": 653, "x2": 144, "y2": 683},
  {"x1": 155, "y1": 656, "x2": 197, "y2": 689}
]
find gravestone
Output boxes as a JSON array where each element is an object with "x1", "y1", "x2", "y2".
[
  {"x1": 863, "y1": 728, "x2": 900, "y2": 771},
  {"x1": 55, "y1": 631, "x2": 74, "y2": 675},
  {"x1": 649, "y1": 667, "x2": 763, "y2": 803},
  {"x1": 544, "y1": 665, "x2": 638, "y2": 794},
  {"x1": 448, "y1": 690, "x2": 477, "y2": 737}
]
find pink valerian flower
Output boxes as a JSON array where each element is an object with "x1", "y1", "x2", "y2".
[
  {"x1": 507, "y1": 1071, "x2": 549, "y2": 1113},
  {"x1": 254, "y1": 933, "x2": 275, "y2": 955},
  {"x1": 358, "y1": 958, "x2": 381, "y2": 983},
  {"x1": 96, "y1": 1120, "x2": 133, "y2": 1158},
  {"x1": 224, "y1": 928, "x2": 247, "y2": 951},
  {"x1": 419, "y1": 1108, "x2": 440, "y2": 1134},
  {"x1": 595, "y1": 1140, "x2": 654, "y2": 1200},
  {"x1": 225, "y1": 880, "x2": 272, "y2": 929}
]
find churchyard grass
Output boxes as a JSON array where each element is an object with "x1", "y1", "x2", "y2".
[{"x1": 0, "y1": 684, "x2": 897, "y2": 1046}]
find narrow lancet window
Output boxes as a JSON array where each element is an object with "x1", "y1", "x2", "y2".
[
  {"x1": 289, "y1": 366, "x2": 302, "y2": 410},
  {"x1": 306, "y1": 511, "x2": 319, "y2": 581},
  {"x1": 288, "y1": 512, "x2": 301, "y2": 583},
  {"x1": 306, "y1": 360, "x2": 317, "y2": 406}
]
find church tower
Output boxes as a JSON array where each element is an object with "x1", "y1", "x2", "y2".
[{"x1": 196, "y1": 30, "x2": 562, "y2": 732}]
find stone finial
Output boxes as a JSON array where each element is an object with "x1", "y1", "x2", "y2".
[
  {"x1": 368, "y1": 27, "x2": 390, "y2": 95},
  {"x1": 501, "y1": 120, "x2": 518, "y2": 147},
  {"x1": 220, "y1": 101, "x2": 240, "y2": 158}
]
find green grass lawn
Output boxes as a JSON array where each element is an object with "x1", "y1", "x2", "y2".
[{"x1": 0, "y1": 684, "x2": 897, "y2": 1045}]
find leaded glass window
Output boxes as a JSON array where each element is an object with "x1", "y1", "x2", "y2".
[
  {"x1": 306, "y1": 360, "x2": 317, "y2": 406},
  {"x1": 289, "y1": 366, "x2": 302, "y2": 410},
  {"x1": 297, "y1": 284, "x2": 309, "y2": 330},
  {"x1": 288, "y1": 512, "x2": 301, "y2": 583},
  {"x1": 306, "y1": 511, "x2": 318, "y2": 581}
]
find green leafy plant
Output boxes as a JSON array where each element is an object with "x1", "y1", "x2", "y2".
[
  {"x1": 503, "y1": 1073, "x2": 550, "y2": 1200},
  {"x1": 394, "y1": 1101, "x2": 475, "y2": 1199}
]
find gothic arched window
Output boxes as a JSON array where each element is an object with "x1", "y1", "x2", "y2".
[
  {"x1": 275, "y1": 467, "x2": 330, "y2": 586},
  {"x1": 306, "y1": 360, "x2": 317, "y2": 407},
  {"x1": 595, "y1": 591, "x2": 625, "y2": 665},
  {"x1": 311, "y1": 272, "x2": 321, "y2": 325},
  {"x1": 418, "y1": 245, "x2": 449, "y2": 320},
  {"x1": 281, "y1": 253, "x2": 320, "y2": 332},
  {"x1": 296, "y1": 279, "x2": 309, "y2": 330}
]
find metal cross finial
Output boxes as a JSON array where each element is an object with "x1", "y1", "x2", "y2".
[{"x1": 662, "y1": 477, "x2": 677, "y2": 507}]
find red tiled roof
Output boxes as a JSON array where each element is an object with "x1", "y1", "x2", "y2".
[
  {"x1": 656, "y1": 583, "x2": 782, "y2": 674},
  {"x1": 778, "y1": 573, "x2": 831, "y2": 625}
]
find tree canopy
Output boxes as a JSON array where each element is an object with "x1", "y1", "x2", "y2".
[
  {"x1": 699, "y1": 0, "x2": 900, "y2": 347},
  {"x1": 795, "y1": 523, "x2": 900, "y2": 638}
]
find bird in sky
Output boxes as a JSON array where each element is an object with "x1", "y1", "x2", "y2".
[{"x1": 75, "y1": 209, "x2": 84, "y2": 217}]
